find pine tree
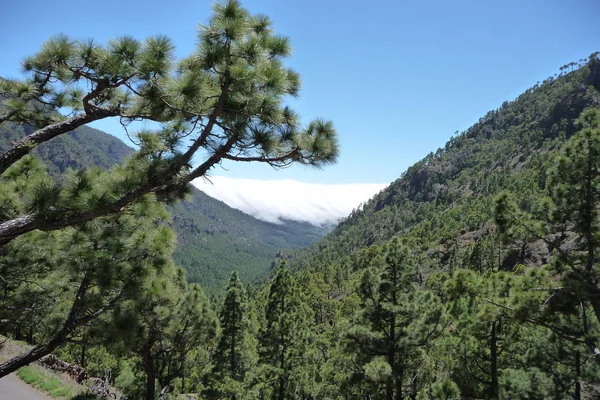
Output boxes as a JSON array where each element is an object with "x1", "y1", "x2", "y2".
[
  {"x1": 207, "y1": 271, "x2": 258, "y2": 399},
  {"x1": 258, "y1": 266, "x2": 314, "y2": 400},
  {"x1": 0, "y1": 0, "x2": 339, "y2": 384},
  {"x1": 348, "y1": 240, "x2": 444, "y2": 400},
  {"x1": 444, "y1": 269, "x2": 517, "y2": 399},
  {"x1": 495, "y1": 108, "x2": 600, "y2": 353},
  {"x1": 157, "y1": 285, "x2": 217, "y2": 395},
  {"x1": 0, "y1": 0, "x2": 338, "y2": 245},
  {"x1": 442, "y1": 263, "x2": 598, "y2": 399},
  {"x1": 111, "y1": 269, "x2": 217, "y2": 400}
]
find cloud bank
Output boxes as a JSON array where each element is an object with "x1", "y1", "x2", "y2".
[{"x1": 192, "y1": 176, "x2": 388, "y2": 226}]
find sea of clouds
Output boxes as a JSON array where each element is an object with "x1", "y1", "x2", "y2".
[{"x1": 192, "y1": 176, "x2": 388, "y2": 226}]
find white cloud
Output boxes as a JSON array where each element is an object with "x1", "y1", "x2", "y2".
[{"x1": 192, "y1": 176, "x2": 388, "y2": 226}]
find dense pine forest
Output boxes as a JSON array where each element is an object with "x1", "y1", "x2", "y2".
[{"x1": 1, "y1": 1, "x2": 600, "y2": 399}]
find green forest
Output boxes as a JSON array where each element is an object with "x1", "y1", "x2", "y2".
[{"x1": 1, "y1": 1, "x2": 600, "y2": 399}]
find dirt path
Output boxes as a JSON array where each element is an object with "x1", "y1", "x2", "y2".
[{"x1": 0, "y1": 373, "x2": 51, "y2": 399}]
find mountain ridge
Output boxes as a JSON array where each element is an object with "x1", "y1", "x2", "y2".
[{"x1": 287, "y1": 54, "x2": 600, "y2": 273}]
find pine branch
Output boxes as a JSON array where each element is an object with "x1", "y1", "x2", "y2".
[
  {"x1": 177, "y1": 80, "x2": 231, "y2": 168},
  {"x1": 481, "y1": 297, "x2": 597, "y2": 353},
  {"x1": 0, "y1": 109, "x2": 116, "y2": 175},
  {"x1": 0, "y1": 72, "x2": 53, "y2": 124},
  {"x1": 221, "y1": 149, "x2": 300, "y2": 166},
  {"x1": 0, "y1": 131, "x2": 242, "y2": 245}
]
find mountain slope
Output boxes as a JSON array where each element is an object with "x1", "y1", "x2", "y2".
[
  {"x1": 288, "y1": 54, "x2": 600, "y2": 273},
  {"x1": 0, "y1": 121, "x2": 327, "y2": 290},
  {"x1": 0, "y1": 123, "x2": 133, "y2": 175},
  {"x1": 172, "y1": 189, "x2": 330, "y2": 286}
]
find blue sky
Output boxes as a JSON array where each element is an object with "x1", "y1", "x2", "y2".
[{"x1": 2, "y1": 0, "x2": 599, "y2": 185}]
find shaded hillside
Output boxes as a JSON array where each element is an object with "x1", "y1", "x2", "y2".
[
  {"x1": 289, "y1": 55, "x2": 600, "y2": 273},
  {"x1": 0, "y1": 123, "x2": 133, "y2": 175},
  {"x1": 172, "y1": 188, "x2": 330, "y2": 285},
  {"x1": 0, "y1": 121, "x2": 327, "y2": 290}
]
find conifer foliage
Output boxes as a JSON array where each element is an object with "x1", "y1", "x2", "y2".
[
  {"x1": 258, "y1": 267, "x2": 314, "y2": 399},
  {"x1": 349, "y1": 240, "x2": 444, "y2": 399},
  {"x1": 0, "y1": 164, "x2": 177, "y2": 378},
  {"x1": 206, "y1": 271, "x2": 257, "y2": 399},
  {"x1": 0, "y1": 0, "x2": 337, "y2": 391}
]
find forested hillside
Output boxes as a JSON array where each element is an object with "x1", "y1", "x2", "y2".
[
  {"x1": 288, "y1": 54, "x2": 600, "y2": 273},
  {"x1": 171, "y1": 190, "x2": 329, "y2": 285},
  {"x1": 0, "y1": 121, "x2": 327, "y2": 289},
  {"x1": 254, "y1": 55, "x2": 600, "y2": 399}
]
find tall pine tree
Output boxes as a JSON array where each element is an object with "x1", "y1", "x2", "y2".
[
  {"x1": 348, "y1": 240, "x2": 444, "y2": 400},
  {"x1": 258, "y1": 266, "x2": 314, "y2": 400},
  {"x1": 207, "y1": 271, "x2": 258, "y2": 399}
]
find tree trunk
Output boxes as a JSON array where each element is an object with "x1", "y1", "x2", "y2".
[
  {"x1": 278, "y1": 292, "x2": 286, "y2": 400},
  {"x1": 387, "y1": 345, "x2": 396, "y2": 400},
  {"x1": 143, "y1": 345, "x2": 156, "y2": 400},
  {"x1": 181, "y1": 367, "x2": 185, "y2": 394},
  {"x1": 587, "y1": 297, "x2": 600, "y2": 332},
  {"x1": 231, "y1": 303, "x2": 236, "y2": 375},
  {"x1": 388, "y1": 262, "x2": 398, "y2": 400},
  {"x1": 13, "y1": 326, "x2": 22, "y2": 342},
  {"x1": 574, "y1": 350, "x2": 581, "y2": 400},
  {"x1": 0, "y1": 342, "x2": 55, "y2": 378},
  {"x1": 278, "y1": 375, "x2": 285, "y2": 400},
  {"x1": 386, "y1": 376, "x2": 394, "y2": 400},
  {"x1": 395, "y1": 369, "x2": 403, "y2": 400},
  {"x1": 26, "y1": 325, "x2": 34, "y2": 344},
  {"x1": 490, "y1": 320, "x2": 499, "y2": 400},
  {"x1": 80, "y1": 339, "x2": 87, "y2": 370}
]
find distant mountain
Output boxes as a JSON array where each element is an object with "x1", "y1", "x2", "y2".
[
  {"x1": 0, "y1": 120, "x2": 328, "y2": 290},
  {"x1": 288, "y1": 55, "x2": 600, "y2": 274}
]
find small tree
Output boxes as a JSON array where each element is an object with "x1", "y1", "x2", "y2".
[
  {"x1": 111, "y1": 270, "x2": 217, "y2": 400},
  {"x1": 348, "y1": 240, "x2": 444, "y2": 400}
]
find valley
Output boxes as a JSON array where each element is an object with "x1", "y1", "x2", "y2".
[{"x1": 1, "y1": 1, "x2": 599, "y2": 399}]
